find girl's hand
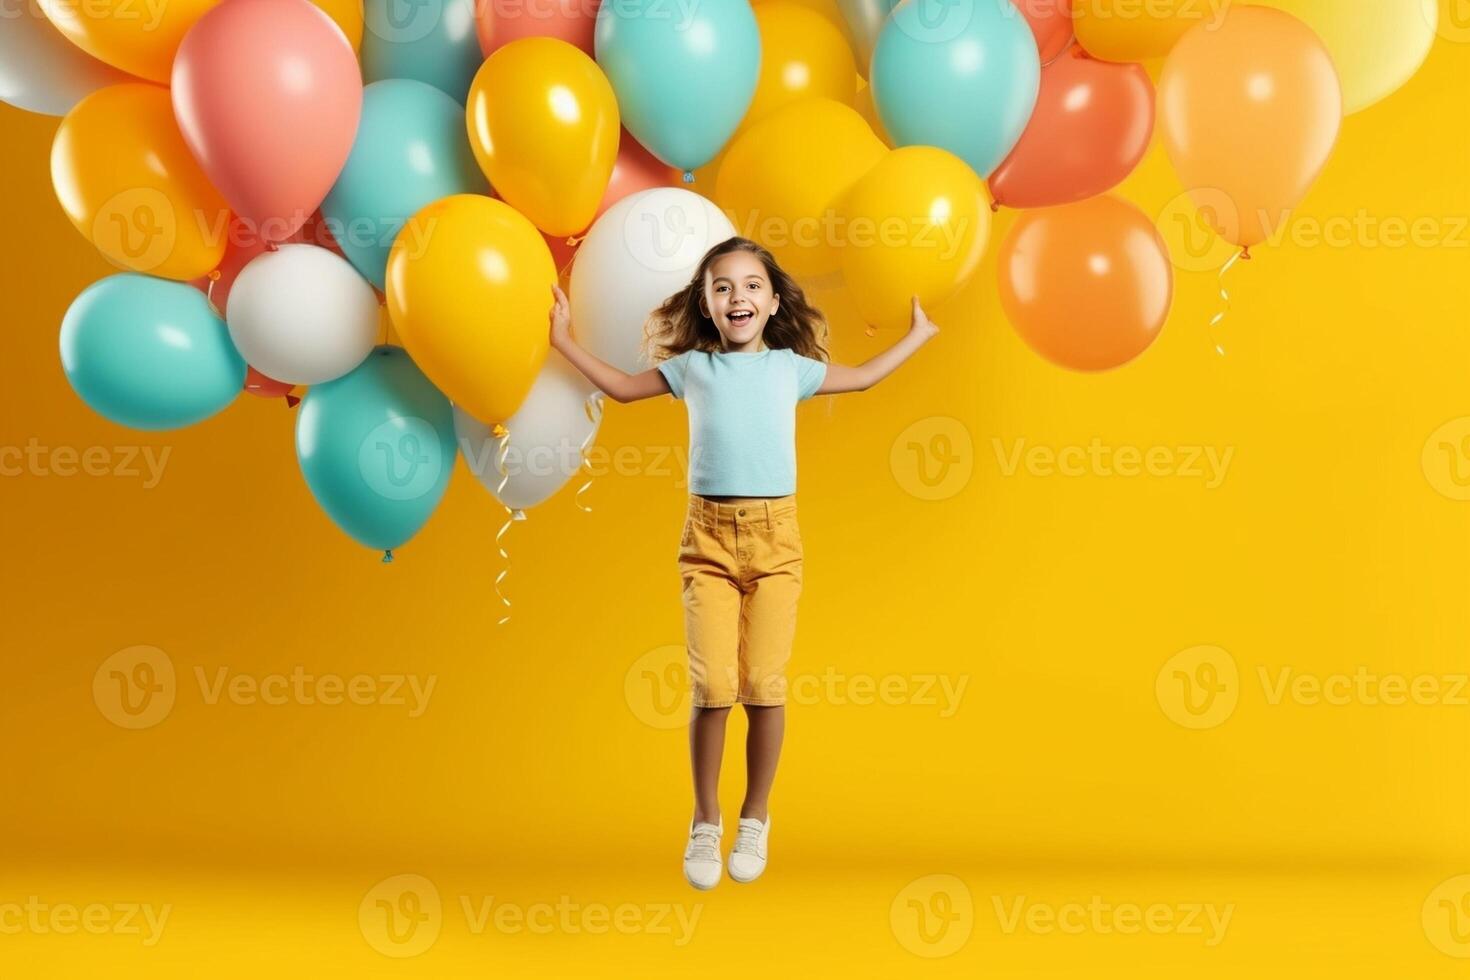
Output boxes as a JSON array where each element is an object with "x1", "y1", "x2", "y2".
[
  {"x1": 548, "y1": 283, "x2": 571, "y2": 351},
  {"x1": 908, "y1": 296, "x2": 939, "y2": 343}
]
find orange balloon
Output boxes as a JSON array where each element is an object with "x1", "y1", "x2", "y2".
[
  {"x1": 1158, "y1": 6, "x2": 1342, "y2": 250},
  {"x1": 51, "y1": 82, "x2": 229, "y2": 281},
  {"x1": 998, "y1": 195, "x2": 1172, "y2": 371},
  {"x1": 990, "y1": 46, "x2": 1154, "y2": 209}
]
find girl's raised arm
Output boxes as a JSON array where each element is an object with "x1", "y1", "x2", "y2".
[
  {"x1": 816, "y1": 296, "x2": 940, "y2": 395},
  {"x1": 548, "y1": 284, "x2": 672, "y2": 404}
]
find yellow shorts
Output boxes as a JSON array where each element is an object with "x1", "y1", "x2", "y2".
[{"x1": 677, "y1": 493, "x2": 803, "y2": 708}]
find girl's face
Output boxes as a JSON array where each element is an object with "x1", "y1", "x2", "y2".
[{"x1": 699, "y1": 250, "x2": 780, "y2": 350}]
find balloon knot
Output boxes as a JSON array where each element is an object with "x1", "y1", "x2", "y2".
[
  {"x1": 511, "y1": 508, "x2": 527, "y2": 521},
  {"x1": 1240, "y1": 246, "x2": 1252, "y2": 260},
  {"x1": 265, "y1": 241, "x2": 280, "y2": 252},
  {"x1": 682, "y1": 170, "x2": 695, "y2": 184},
  {"x1": 382, "y1": 549, "x2": 394, "y2": 563},
  {"x1": 207, "y1": 270, "x2": 222, "y2": 282},
  {"x1": 491, "y1": 422, "x2": 510, "y2": 439},
  {"x1": 285, "y1": 394, "x2": 301, "y2": 408},
  {"x1": 864, "y1": 324, "x2": 877, "y2": 338},
  {"x1": 989, "y1": 200, "x2": 1000, "y2": 213}
]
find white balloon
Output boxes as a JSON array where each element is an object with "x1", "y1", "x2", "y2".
[
  {"x1": 0, "y1": 4, "x2": 130, "y2": 116},
  {"x1": 454, "y1": 349, "x2": 604, "y2": 512},
  {"x1": 569, "y1": 187, "x2": 737, "y2": 374},
  {"x1": 227, "y1": 244, "x2": 379, "y2": 386}
]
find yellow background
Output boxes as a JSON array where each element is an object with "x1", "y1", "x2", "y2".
[{"x1": 1, "y1": 3, "x2": 1467, "y2": 976}]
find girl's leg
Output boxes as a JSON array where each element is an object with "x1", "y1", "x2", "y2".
[
  {"x1": 690, "y1": 705, "x2": 732, "y2": 824},
  {"x1": 740, "y1": 704, "x2": 785, "y2": 821}
]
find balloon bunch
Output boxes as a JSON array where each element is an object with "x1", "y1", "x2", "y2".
[{"x1": 4, "y1": 0, "x2": 1441, "y2": 575}]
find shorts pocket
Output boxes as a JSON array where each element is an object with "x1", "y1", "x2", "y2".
[{"x1": 680, "y1": 518, "x2": 696, "y2": 549}]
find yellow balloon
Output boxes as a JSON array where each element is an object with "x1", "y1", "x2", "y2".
[
  {"x1": 51, "y1": 83, "x2": 229, "y2": 281},
  {"x1": 852, "y1": 79, "x2": 893, "y2": 147},
  {"x1": 1073, "y1": 0, "x2": 1224, "y2": 62},
  {"x1": 717, "y1": 99, "x2": 887, "y2": 279},
  {"x1": 467, "y1": 37, "x2": 620, "y2": 238},
  {"x1": 1255, "y1": 0, "x2": 1436, "y2": 114},
  {"x1": 386, "y1": 195, "x2": 555, "y2": 426},
  {"x1": 836, "y1": 146, "x2": 991, "y2": 331},
  {"x1": 1158, "y1": 6, "x2": 1341, "y2": 249},
  {"x1": 38, "y1": 0, "x2": 217, "y2": 83},
  {"x1": 311, "y1": 0, "x2": 364, "y2": 52},
  {"x1": 741, "y1": 2, "x2": 858, "y2": 130}
]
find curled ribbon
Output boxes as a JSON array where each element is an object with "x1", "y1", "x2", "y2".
[
  {"x1": 573, "y1": 391, "x2": 606, "y2": 513},
  {"x1": 491, "y1": 421, "x2": 526, "y2": 626},
  {"x1": 1208, "y1": 247, "x2": 1250, "y2": 357},
  {"x1": 204, "y1": 268, "x2": 223, "y2": 318}
]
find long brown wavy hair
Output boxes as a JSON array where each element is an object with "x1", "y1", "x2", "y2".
[{"x1": 641, "y1": 237, "x2": 831, "y2": 367}]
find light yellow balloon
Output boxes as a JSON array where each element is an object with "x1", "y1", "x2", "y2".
[
  {"x1": 467, "y1": 37, "x2": 620, "y2": 238},
  {"x1": 386, "y1": 195, "x2": 556, "y2": 426},
  {"x1": 312, "y1": 0, "x2": 364, "y2": 52},
  {"x1": 38, "y1": 0, "x2": 217, "y2": 83},
  {"x1": 716, "y1": 98, "x2": 887, "y2": 279},
  {"x1": 1255, "y1": 0, "x2": 1437, "y2": 113},
  {"x1": 837, "y1": 146, "x2": 991, "y2": 331},
  {"x1": 1073, "y1": 0, "x2": 1226, "y2": 62},
  {"x1": 51, "y1": 83, "x2": 229, "y2": 281},
  {"x1": 741, "y1": 2, "x2": 858, "y2": 130}
]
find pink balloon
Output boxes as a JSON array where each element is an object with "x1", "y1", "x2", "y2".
[
  {"x1": 172, "y1": 0, "x2": 362, "y2": 242},
  {"x1": 1012, "y1": 0, "x2": 1074, "y2": 64},
  {"x1": 543, "y1": 128, "x2": 680, "y2": 271},
  {"x1": 477, "y1": 0, "x2": 601, "y2": 58}
]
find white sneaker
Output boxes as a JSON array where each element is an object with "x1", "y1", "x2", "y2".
[
  {"x1": 683, "y1": 819, "x2": 723, "y2": 890},
  {"x1": 727, "y1": 815, "x2": 770, "y2": 883}
]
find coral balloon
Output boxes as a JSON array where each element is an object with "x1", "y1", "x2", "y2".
[
  {"x1": 386, "y1": 195, "x2": 557, "y2": 425},
  {"x1": 742, "y1": 2, "x2": 858, "y2": 130},
  {"x1": 1255, "y1": 0, "x2": 1436, "y2": 114},
  {"x1": 467, "y1": 37, "x2": 620, "y2": 238},
  {"x1": 37, "y1": 0, "x2": 215, "y2": 83},
  {"x1": 716, "y1": 99, "x2": 887, "y2": 279},
  {"x1": 1072, "y1": 0, "x2": 1221, "y2": 62},
  {"x1": 837, "y1": 146, "x2": 991, "y2": 331},
  {"x1": 998, "y1": 195, "x2": 1172, "y2": 371},
  {"x1": 1013, "y1": 0, "x2": 1074, "y2": 63},
  {"x1": 1158, "y1": 6, "x2": 1342, "y2": 250},
  {"x1": 172, "y1": 0, "x2": 363, "y2": 242},
  {"x1": 477, "y1": 0, "x2": 600, "y2": 58},
  {"x1": 51, "y1": 83, "x2": 229, "y2": 281},
  {"x1": 990, "y1": 47, "x2": 1154, "y2": 209}
]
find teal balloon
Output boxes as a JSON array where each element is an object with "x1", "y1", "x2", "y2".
[
  {"x1": 59, "y1": 274, "x2": 245, "y2": 430},
  {"x1": 296, "y1": 346, "x2": 456, "y2": 558},
  {"x1": 322, "y1": 79, "x2": 489, "y2": 289},
  {"x1": 871, "y1": 0, "x2": 1041, "y2": 177},
  {"x1": 595, "y1": 0, "x2": 759, "y2": 178},
  {"x1": 362, "y1": 0, "x2": 484, "y2": 102}
]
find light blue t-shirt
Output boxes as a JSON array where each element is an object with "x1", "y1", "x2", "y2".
[{"x1": 657, "y1": 347, "x2": 828, "y2": 496}]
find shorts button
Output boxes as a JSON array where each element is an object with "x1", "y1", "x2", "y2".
[{"x1": 737, "y1": 509, "x2": 746, "y2": 516}]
